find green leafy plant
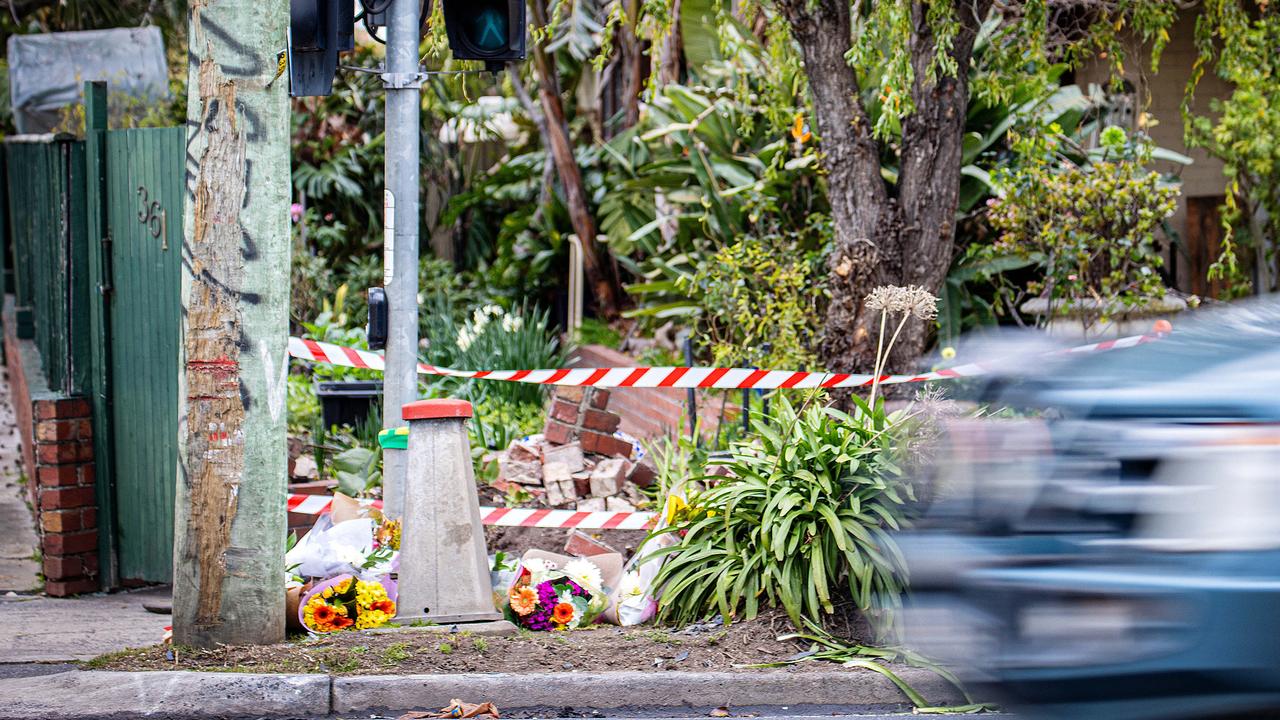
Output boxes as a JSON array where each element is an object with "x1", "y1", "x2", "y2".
[
  {"x1": 421, "y1": 296, "x2": 568, "y2": 408},
  {"x1": 1183, "y1": 5, "x2": 1280, "y2": 296},
  {"x1": 680, "y1": 238, "x2": 822, "y2": 371},
  {"x1": 331, "y1": 446, "x2": 382, "y2": 497},
  {"x1": 649, "y1": 393, "x2": 913, "y2": 630},
  {"x1": 298, "y1": 284, "x2": 381, "y2": 383},
  {"x1": 984, "y1": 126, "x2": 1180, "y2": 326}
]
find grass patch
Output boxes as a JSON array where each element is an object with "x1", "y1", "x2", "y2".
[
  {"x1": 80, "y1": 646, "x2": 153, "y2": 670},
  {"x1": 382, "y1": 642, "x2": 412, "y2": 664}
]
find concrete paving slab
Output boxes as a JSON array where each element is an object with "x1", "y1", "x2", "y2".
[
  {"x1": 332, "y1": 669, "x2": 965, "y2": 714},
  {"x1": 0, "y1": 669, "x2": 329, "y2": 720},
  {"x1": 0, "y1": 586, "x2": 173, "y2": 662}
]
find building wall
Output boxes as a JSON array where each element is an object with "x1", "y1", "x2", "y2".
[{"x1": 1073, "y1": 10, "x2": 1234, "y2": 296}]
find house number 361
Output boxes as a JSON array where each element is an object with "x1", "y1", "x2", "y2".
[{"x1": 137, "y1": 185, "x2": 167, "y2": 250}]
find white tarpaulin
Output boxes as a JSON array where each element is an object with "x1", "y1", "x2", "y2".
[{"x1": 8, "y1": 27, "x2": 169, "y2": 134}]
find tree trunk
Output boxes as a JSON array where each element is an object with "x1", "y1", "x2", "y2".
[
  {"x1": 528, "y1": 0, "x2": 622, "y2": 318},
  {"x1": 777, "y1": 0, "x2": 985, "y2": 374},
  {"x1": 657, "y1": 0, "x2": 683, "y2": 85},
  {"x1": 776, "y1": 0, "x2": 896, "y2": 374},
  {"x1": 894, "y1": 0, "x2": 989, "y2": 356},
  {"x1": 619, "y1": 0, "x2": 645, "y2": 129}
]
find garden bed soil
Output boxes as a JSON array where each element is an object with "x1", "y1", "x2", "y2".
[
  {"x1": 87, "y1": 612, "x2": 841, "y2": 676},
  {"x1": 484, "y1": 525, "x2": 647, "y2": 558}
]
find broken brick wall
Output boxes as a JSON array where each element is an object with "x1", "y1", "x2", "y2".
[
  {"x1": 567, "y1": 344, "x2": 737, "y2": 442},
  {"x1": 4, "y1": 299, "x2": 100, "y2": 596}
]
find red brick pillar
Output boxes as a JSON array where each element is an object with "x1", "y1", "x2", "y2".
[{"x1": 32, "y1": 397, "x2": 99, "y2": 596}]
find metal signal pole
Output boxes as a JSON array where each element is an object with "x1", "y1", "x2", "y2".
[{"x1": 379, "y1": 0, "x2": 423, "y2": 519}]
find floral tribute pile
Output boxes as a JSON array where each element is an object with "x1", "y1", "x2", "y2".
[
  {"x1": 288, "y1": 505, "x2": 402, "y2": 634},
  {"x1": 505, "y1": 557, "x2": 609, "y2": 631},
  {"x1": 301, "y1": 574, "x2": 398, "y2": 633}
]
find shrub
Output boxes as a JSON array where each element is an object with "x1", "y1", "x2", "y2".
[
  {"x1": 649, "y1": 394, "x2": 913, "y2": 630},
  {"x1": 680, "y1": 238, "x2": 822, "y2": 370},
  {"x1": 986, "y1": 126, "x2": 1179, "y2": 324}
]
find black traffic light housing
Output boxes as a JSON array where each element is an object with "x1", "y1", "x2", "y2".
[
  {"x1": 288, "y1": 0, "x2": 355, "y2": 96},
  {"x1": 441, "y1": 0, "x2": 526, "y2": 71},
  {"x1": 367, "y1": 287, "x2": 388, "y2": 350}
]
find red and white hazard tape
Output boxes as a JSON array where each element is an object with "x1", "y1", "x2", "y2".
[
  {"x1": 288, "y1": 333, "x2": 1158, "y2": 391},
  {"x1": 287, "y1": 493, "x2": 656, "y2": 530}
]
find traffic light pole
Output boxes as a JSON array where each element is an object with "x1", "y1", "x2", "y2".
[{"x1": 380, "y1": 0, "x2": 423, "y2": 520}]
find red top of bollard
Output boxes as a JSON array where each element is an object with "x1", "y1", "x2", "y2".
[{"x1": 402, "y1": 398, "x2": 474, "y2": 420}]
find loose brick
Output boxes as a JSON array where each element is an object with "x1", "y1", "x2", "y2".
[
  {"x1": 555, "y1": 386, "x2": 585, "y2": 404},
  {"x1": 587, "y1": 389, "x2": 611, "y2": 410},
  {"x1": 582, "y1": 409, "x2": 620, "y2": 434},
  {"x1": 543, "y1": 461, "x2": 573, "y2": 486},
  {"x1": 549, "y1": 400, "x2": 580, "y2": 424},
  {"x1": 43, "y1": 530, "x2": 98, "y2": 555},
  {"x1": 40, "y1": 509, "x2": 82, "y2": 533},
  {"x1": 564, "y1": 530, "x2": 618, "y2": 557},
  {"x1": 42, "y1": 555, "x2": 83, "y2": 580},
  {"x1": 589, "y1": 457, "x2": 631, "y2": 497},
  {"x1": 542, "y1": 443, "x2": 585, "y2": 473},
  {"x1": 543, "y1": 421, "x2": 575, "y2": 445},
  {"x1": 45, "y1": 578, "x2": 100, "y2": 597},
  {"x1": 40, "y1": 486, "x2": 95, "y2": 510},
  {"x1": 37, "y1": 465, "x2": 79, "y2": 487},
  {"x1": 605, "y1": 496, "x2": 637, "y2": 512},
  {"x1": 497, "y1": 456, "x2": 542, "y2": 486},
  {"x1": 627, "y1": 457, "x2": 659, "y2": 488},
  {"x1": 580, "y1": 431, "x2": 634, "y2": 459},
  {"x1": 506, "y1": 440, "x2": 541, "y2": 464},
  {"x1": 573, "y1": 475, "x2": 591, "y2": 498}
]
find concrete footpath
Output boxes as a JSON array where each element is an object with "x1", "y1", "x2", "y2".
[
  {"x1": 0, "y1": 363, "x2": 173, "y2": 664},
  {"x1": 0, "y1": 666, "x2": 965, "y2": 719}
]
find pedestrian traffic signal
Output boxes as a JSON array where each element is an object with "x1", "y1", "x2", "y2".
[
  {"x1": 441, "y1": 0, "x2": 525, "y2": 71},
  {"x1": 288, "y1": 0, "x2": 355, "y2": 96}
]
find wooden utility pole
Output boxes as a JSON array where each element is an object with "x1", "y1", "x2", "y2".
[{"x1": 173, "y1": 0, "x2": 292, "y2": 647}]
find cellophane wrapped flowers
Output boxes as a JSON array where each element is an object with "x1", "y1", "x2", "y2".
[
  {"x1": 300, "y1": 574, "x2": 397, "y2": 633},
  {"x1": 506, "y1": 557, "x2": 607, "y2": 631}
]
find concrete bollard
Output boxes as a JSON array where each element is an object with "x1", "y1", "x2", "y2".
[{"x1": 395, "y1": 399, "x2": 503, "y2": 624}]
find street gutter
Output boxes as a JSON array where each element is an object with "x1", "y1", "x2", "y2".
[{"x1": 0, "y1": 667, "x2": 964, "y2": 719}]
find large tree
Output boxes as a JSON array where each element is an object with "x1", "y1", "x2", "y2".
[
  {"x1": 762, "y1": 0, "x2": 1177, "y2": 372},
  {"x1": 774, "y1": 0, "x2": 991, "y2": 372}
]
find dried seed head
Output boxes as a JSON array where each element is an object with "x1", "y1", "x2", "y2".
[
  {"x1": 906, "y1": 285, "x2": 939, "y2": 320},
  {"x1": 864, "y1": 286, "x2": 894, "y2": 312}
]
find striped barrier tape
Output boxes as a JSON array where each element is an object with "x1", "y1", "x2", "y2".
[
  {"x1": 288, "y1": 332, "x2": 1159, "y2": 391},
  {"x1": 287, "y1": 493, "x2": 656, "y2": 530}
]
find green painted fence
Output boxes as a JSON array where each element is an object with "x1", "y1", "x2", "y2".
[
  {"x1": 4, "y1": 83, "x2": 183, "y2": 586},
  {"x1": 100, "y1": 127, "x2": 183, "y2": 583},
  {"x1": 4, "y1": 136, "x2": 92, "y2": 395}
]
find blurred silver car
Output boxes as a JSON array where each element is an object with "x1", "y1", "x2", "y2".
[{"x1": 901, "y1": 297, "x2": 1280, "y2": 720}]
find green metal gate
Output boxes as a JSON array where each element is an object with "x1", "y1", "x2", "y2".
[{"x1": 100, "y1": 127, "x2": 184, "y2": 582}]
